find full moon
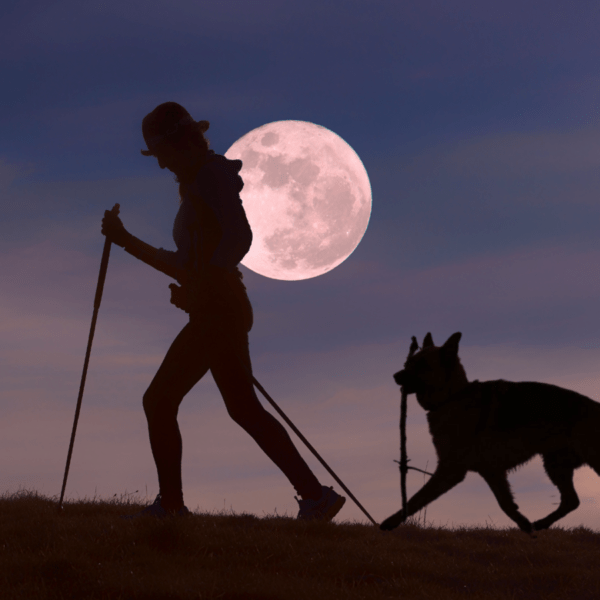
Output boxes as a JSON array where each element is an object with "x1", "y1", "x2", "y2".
[{"x1": 224, "y1": 120, "x2": 372, "y2": 281}]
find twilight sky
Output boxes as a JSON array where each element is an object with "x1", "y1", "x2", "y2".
[{"x1": 2, "y1": 0, "x2": 600, "y2": 531}]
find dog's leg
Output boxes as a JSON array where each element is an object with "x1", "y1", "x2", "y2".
[
  {"x1": 533, "y1": 451, "x2": 581, "y2": 532},
  {"x1": 479, "y1": 469, "x2": 534, "y2": 534},
  {"x1": 380, "y1": 463, "x2": 466, "y2": 531}
]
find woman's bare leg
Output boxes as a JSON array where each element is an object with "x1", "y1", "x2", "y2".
[
  {"x1": 210, "y1": 329, "x2": 322, "y2": 502},
  {"x1": 143, "y1": 322, "x2": 211, "y2": 511}
]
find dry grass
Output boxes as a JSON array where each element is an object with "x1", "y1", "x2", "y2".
[{"x1": 1, "y1": 486, "x2": 599, "y2": 600}]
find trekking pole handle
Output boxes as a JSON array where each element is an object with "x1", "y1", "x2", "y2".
[{"x1": 94, "y1": 204, "x2": 120, "y2": 310}]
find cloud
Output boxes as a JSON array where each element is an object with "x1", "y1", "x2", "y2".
[
  {"x1": 403, "y1": 125, "x2": 600, "y2": 180},
  {"x1": 442, "y1": 126, "x2": 600, "y2": 178}
]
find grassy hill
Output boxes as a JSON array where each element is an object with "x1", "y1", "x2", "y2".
[{"x1": 1, "y1": 487, "x2": 598, "y2": 599}]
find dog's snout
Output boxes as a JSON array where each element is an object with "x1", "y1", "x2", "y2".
[
  {"x1": 394, "y1": 368, "x2": 420, "y2": 394},
  {"x1": 393, "y1": 369, "x2": 406, "y2": 386}
]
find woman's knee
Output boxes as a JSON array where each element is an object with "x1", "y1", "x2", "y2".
[
  {"x1": 143, "y1": 391, "x2": 157, "y2": 420},
  {"x1": 226, "y1": 400, "x2": 267, "y2": 429},
  {"x1": 143, "y1": 390, "x2": 178, "y2": 421}
]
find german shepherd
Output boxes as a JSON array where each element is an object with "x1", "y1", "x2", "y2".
[{"x1": 380, "y1": 332, "x2": 600, "y2": 535}]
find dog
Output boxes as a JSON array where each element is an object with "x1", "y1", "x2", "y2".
[{"x1": 380, "y1": 332, "x2": 600, "y2": 535}]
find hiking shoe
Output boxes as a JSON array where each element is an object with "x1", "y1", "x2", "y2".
[
  {"x1": 119, "y1": 494, "x2": 191, "y2": 520},
  {"x1": 295, "y1": 485, "x2": 346, "y2": 522}
]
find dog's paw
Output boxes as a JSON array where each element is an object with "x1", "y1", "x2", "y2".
[
  {"x1": 517, "y1": 517, "x2": 537, "y2": 537},
  {"x1": 531, "y1": 518, "x2": 549, "y2": 533}
]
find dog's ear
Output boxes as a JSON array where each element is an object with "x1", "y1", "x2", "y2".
[
  {"x1": 422, "y1": 332, "x2": 434, "y2": 348},
  {"x1": 439, "y1": 332, "x2": 462, "y2": 369},
  {"x1": 442, "y1": 332, "x2": 462, "y2": 356}
]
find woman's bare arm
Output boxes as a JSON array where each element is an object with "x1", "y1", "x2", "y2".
[{"x1": 123, "y1": 234, "x2": 189, "y2": 284}]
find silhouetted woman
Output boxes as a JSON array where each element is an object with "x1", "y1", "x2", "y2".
[{"x1": 101, "y1": 102, "x2": 345, "y2": 520}]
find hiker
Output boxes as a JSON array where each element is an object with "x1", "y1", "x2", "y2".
[{"x1": 101, "y1": 102, "x2": 345, "y2": 521}]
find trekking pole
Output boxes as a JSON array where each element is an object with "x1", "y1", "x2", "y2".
[
  {"x1": 57, "y1": 203, "x2": 121, "y2": 513},
  {"x1": 229, "y1": 345, "x2": 379, "y2": 527}
]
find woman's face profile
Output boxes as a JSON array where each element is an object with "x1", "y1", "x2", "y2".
[
  {"x1": 154, "y1": 143, "x2": 182, "y2": 172},
  {"x1": 154, "y1": 139, "x2": 203, "y2": 179}
]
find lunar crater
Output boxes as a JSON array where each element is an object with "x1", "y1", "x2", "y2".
[{"x1": 261, "y1": 132, "x2": 279, "y2": 146}]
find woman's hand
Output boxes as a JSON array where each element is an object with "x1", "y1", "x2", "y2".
[
  {"x1": 176, "y1": 268, "x2": 191, "y2": 286},
  {"x1": 169, "y1": 266, "x2": 225, "y2": 313},
  {"x1": 101, "y1": 209, "x2": 131, "y2": 248},
  {"x1": 168, "y1": 283, "x2": 191, "y2": 313}
]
